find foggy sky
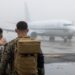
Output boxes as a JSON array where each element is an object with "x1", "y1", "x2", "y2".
[{"x1": 0, "y1": 0, "x2": 75, "y2": 25}]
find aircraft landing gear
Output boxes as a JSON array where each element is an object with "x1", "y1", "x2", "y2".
[
  {"x1": 49, "y1": 37, "x2": 55, "y2": 42},
  {"x1": 64, "y1": 38, "x2": 68, "y2": 42},
  {"x1": 64, "y1": 36, "x2": 72, "y2": 42}
]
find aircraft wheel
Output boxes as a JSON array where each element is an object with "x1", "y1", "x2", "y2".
[{"x1": 49, "y1": 37, "x2": 55, "y2": 41}]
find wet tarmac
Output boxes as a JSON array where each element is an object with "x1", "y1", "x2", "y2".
[
  {"x1": 39, "y1": 37, "x2": 75, "y2": 75},
  {"x1": 45, "y1": 62, "x2": 75, "y2": 75},
  {"x1": 38, "y1": 37, "x2": 75, "y2": 63}
]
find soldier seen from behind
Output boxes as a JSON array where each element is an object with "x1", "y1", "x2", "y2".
[
  {"x1": 0, "y1": 28, "x2": 7, "y2": 61},
  {"x1": 0, "y1": 28, "x2": 6, "y2": 45},
  {"x1": 0, "y1": 21, "x2": 44, "y2": 75}
]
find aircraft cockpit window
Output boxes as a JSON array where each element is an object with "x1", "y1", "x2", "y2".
[{"x1": 64, "y1": 24, "x2": 72, "y2": 26}]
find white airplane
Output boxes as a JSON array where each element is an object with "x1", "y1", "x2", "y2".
[
  {"x1": 1, "y1": 3, "x2": 75, "y2": 42},
  {"x1": 27, "y1": 20, "x2": 75, "y2": 42},
  {"x1": 24, "y1": 3, "x2": 75, "y2": 42}
]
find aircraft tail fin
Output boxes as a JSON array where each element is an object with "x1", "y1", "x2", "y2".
[{"x1": 24, "y1": 2, "x2": 31, "y2": 22}]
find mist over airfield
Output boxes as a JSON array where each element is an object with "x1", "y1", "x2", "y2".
[{"x1": 0, "y1": 0, "x2": 75, "y2": 23}]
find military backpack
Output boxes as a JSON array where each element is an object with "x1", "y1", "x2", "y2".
[{"x1": 14, "y1": 38, "x2": 41, "y2": 75}]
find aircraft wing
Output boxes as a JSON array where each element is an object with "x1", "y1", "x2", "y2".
[{"x1": 3, "y1": 28, "x2": 15, "y2": 32}]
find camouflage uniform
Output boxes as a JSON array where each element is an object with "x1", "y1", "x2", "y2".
[
  {"x1": 0, "y1": 46, "x2": 4, "y2": 61},
  {"x1": 0, "y1": 37, "x2": 44, "y2": 75}
]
